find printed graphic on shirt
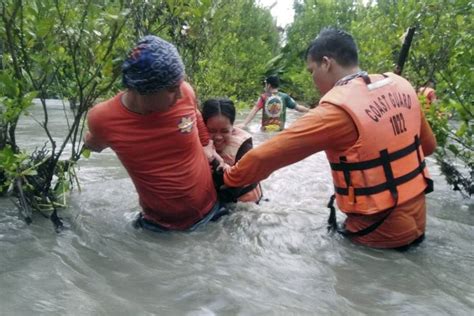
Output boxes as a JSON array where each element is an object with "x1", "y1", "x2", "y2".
[
  {"x1": 178, "y1": 116, "x2": 194, "y2": 133},
  {"x1": 264, "y1": 95, "x2": 284, "y2": 118}
]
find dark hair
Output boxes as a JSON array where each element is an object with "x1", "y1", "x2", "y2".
[
  {"x1": 265, "y1": 75, "x2": 280, "y2": 88},
  {"x1": 202, "y1": 98, "x2": 236, "y2": 125},
  {"x1": 306, "y1": 28, "x2": 358, "y2": 67}
]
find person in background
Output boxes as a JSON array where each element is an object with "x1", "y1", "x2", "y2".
[
  {"x1": 84, "y1": 35, "x2": 226, "y2": 233},
  {"x1": 221, "y1": 28, "x2": 437, "y2": 250},
  {"x1": 237, "y1": 75, "x2": 309, "y2": 132},
  {"x1": 202, "y1": 98, "x2": 262, "y2": 203},
  {"x1": 418, "y1": 79, "x2": 437, "y2": 110}
]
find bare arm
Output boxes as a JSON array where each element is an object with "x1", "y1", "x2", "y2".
[
  {"x1": 295, "y1": 104, "x2": 309, "y2": 113},
  {"x1": 195, "y1": 110, "x2": 210, "y2": 146},
  {"x1": 84, "y1": 131, "x2": 106, "y2": 152},
  {"x1": 84, "y1": 110, "x2": 107, "y2": 152},
  {"x1": 237, "y1": 105, "x2": 260, "y2": 128},
  {"x1": 419, "y1": 110, "x2": 437, "y2": 156},
  {"x1": 225, "y1": 105, "x2": 357, "y2": 187}
]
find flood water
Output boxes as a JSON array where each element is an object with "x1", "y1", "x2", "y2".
[{"x1": 1, "y1": 100, "x2": 473, "y2": 315}]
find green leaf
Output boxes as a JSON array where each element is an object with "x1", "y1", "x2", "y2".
[
  {"x1": 82, "y1": 148, "x2": 91, "y2": 159},
  {"x1": 456, "y1": 122, "x2": 467, "y2": 137},
  {"x1": 23, "y1": 169, "x2": 38, "y2": 176}
]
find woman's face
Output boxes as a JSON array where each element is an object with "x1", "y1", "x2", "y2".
[{"x1": 206, "y1": 114, "x2": 233, "y2": 152}]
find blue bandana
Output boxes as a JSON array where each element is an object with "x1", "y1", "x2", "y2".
[{"x1": 122, "y1": 35, "x2": 185, "y2": 95}]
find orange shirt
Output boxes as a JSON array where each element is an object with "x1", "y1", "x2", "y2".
[
  {"x1": 224, "y1": 103, "x2": 436, "y2": 248},
  {"x1": 86, "y1": 82, "x2": 216, "y2": 230}
]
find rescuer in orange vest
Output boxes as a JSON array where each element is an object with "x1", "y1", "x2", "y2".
[
  {"x1": 418, "y1": 79, "x2": 437, "y2": 110},
  {"x1": 219, "y1": 28, "x2": 437, "y2": 249}
]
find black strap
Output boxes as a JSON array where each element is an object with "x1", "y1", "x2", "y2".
[
  {"x1": 339, "y1": 156, "x2": 352, "y2": 186},
  {"x1": 327, "y1": 152, "x2": 401, "y2": 238},
  {"x1": 327, "y1": 136, "x2": 432, "y2": 238},
  {"x1": 328, "y1": 146, "x2": 402, "y2": 238},
  {"x1": 339, "y1": 206, "x2": 395, "y2": 237},
  {"x1": 332, "y1": 136, "x2": 430, "y2": 197},
  {"x1": 326, "y1": 194, "x2": 395, "y2": 237},
  {"x1": 330, "y1": 140, "x2": 420, "y2": 171},
  {"x1": 327, "y1": 194, "x2": 337, "y2": 232},
  {"x1": 361, "y1": 73, "x2": 371, "y2": 84},
  {"x1": 335, "y1": 160, "x2": 426, "y2": 196},
  {"x1": 237, "y1": 182, "x2": 259, "y2": 197}
]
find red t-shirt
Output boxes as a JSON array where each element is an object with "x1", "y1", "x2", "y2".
[{"x1": 86, "y1": 82, "x2": 216, "y2": 230}]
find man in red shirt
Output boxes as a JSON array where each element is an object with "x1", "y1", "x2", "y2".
[{"x1": 85, "y1": 35, "x2": 225, "y2": 232}]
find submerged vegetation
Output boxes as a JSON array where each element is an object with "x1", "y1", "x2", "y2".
[{"x1": 0, "y1": 0, "x2": 472, "y2": 228}]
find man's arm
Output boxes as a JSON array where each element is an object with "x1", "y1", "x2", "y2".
[
  {"x1": 419, "y1": 109, "x2": 437, "y2": 156},
  {"x1": 295, "y1": 104, "x2": 309, "y2": 113},
  {"x1": 84, "y1": 110, "x2": 108, "y2": 152},
  {"x1": 195, "y1": 109, "x2": 210, "y2": 146},
  {"x1": 236, "y1": 104, "x2": 261, "y2": 129},
  {"x1": 285, "y1": 94, "x2": 308, "y2": 113},
  {"x1": 83, "y1": 131, "x2": 107, "y2": 152},
  {"x1": 225, "y1": 105, "x2": 357, "y2": 187}
]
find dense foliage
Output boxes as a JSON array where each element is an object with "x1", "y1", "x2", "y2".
[{"x1": 0, "y1": 0, "x2": 471, "y2": 228}]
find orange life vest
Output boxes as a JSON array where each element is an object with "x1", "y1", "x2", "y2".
[
  {"x1": 220, "y1": 127, "x2": 262, "y2": 203},
  {"x1": 220, "y1": 127, "x2": 251, "y2": 165},
  {"x1": 321, "y1": 72, "x2": 433, "y2": 215},
  {"x1": 418, "y1": 87, "x2": 436, "y2": 109}
]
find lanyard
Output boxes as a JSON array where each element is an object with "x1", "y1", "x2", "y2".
[{"x1": 335, "y1": 70, "x2": 368, "y2": 86}]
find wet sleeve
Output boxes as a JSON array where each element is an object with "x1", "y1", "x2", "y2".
[
  {"x1": 224, "y1": 104, "x2": 357, "y2": 187},
  {"x1": 419, "y1": 109, "x2": 437, "y2": 156}
]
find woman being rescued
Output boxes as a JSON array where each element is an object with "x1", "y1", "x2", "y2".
[{"x1": 202, "y1": 98, "x2": 263, "y2": 203}]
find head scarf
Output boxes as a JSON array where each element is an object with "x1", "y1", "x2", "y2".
[{"x1": 122, "y1": 35, "x2": 185, "y2": 94}]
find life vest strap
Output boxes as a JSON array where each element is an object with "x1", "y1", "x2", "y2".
[
  {"x1": 326, "y1": 193, "x2": 396, "y2": 237},
  {"x1": 327, "y1": 194, "x2": 338, "y2": 232},
  {"x1": 237, "y1": 182, "x2": 260, "y2": 198},
  {"x1": 330, "y1": 138, "x2": 420, "y2": 171},
  {"x1": 334, "y1": 160, "x2": 426, "y2": 196}
]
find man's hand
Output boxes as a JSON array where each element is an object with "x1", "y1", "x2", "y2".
[
  {"x1": 203, "y1": 140, "x2": 228, "y2": 170},
  {"x1": 295, "y1": 104, "x2": 309, "y2": 113},
  {"x1": 83, "y1": 132, "x2": 105, "y2": 152},
  {"x1": 203, "y1": 140, "x2": 217, "y2": 161}
]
